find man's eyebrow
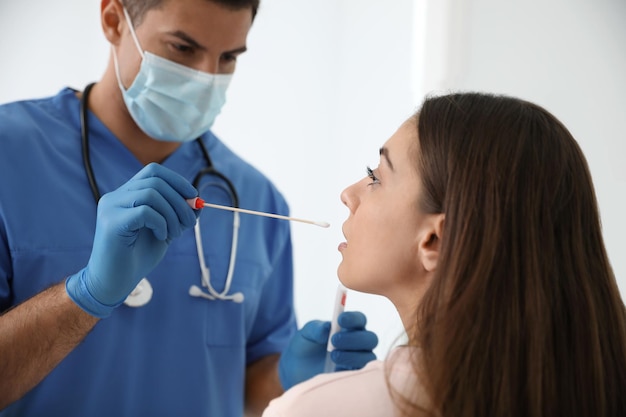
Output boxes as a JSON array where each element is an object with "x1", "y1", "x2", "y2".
[
  {"x1": 168, "y1": 30, "x2": 206, "y2": 50},
  {"x1": 167, "y1": 30, "x2": 248, "y2": 55},
  {"x1": 379, "y1": 147, "x2": 394, "y2": 171},
  {"x1": 223, "y1": 45, "x2": 248, "y2": 55}
]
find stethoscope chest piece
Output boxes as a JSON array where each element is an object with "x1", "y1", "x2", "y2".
[{"x1": 123, "y1": 278, "x2": 153, "y2": 307}]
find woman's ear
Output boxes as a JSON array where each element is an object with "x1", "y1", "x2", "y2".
[
  {"x1": 101, "y1": 0, "x2": 124, "y2": 45},
  {"x1": 418, "y1": 214, "x2": 445, "y2": 272}
]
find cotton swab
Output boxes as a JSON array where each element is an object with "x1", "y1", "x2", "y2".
[{"x1": 186, "y1": 197, "x2": 330, "y2": 228}]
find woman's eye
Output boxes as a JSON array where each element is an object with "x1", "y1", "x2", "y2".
[{"x1": 366, "y1": 166, "x2": 380, "y2": 185}]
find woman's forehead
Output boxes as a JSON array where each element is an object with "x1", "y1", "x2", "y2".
[{"x1": 382, "y1": 119, "x2": 417, "y2": 160}]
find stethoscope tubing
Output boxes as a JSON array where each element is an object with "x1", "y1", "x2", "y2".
[{"x1": 79, "y1": 82, "x2": 243, "y2": 304}]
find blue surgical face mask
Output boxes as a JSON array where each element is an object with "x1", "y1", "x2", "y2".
[{"x1": 113, "y1": 7, "x2": 232, "y2": 142}]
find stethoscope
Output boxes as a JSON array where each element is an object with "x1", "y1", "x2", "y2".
[{"x1": 80, "y1": 82, "x2": 244, "y2": 306}]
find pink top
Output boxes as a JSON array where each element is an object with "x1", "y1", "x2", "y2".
[{"x1": 263, "y1": 347, "x2": 424, "y2": 417}]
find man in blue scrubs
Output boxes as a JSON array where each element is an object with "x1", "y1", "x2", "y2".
[{"x1": 0, "y1": 0, "x2": 378, "y2": 415}]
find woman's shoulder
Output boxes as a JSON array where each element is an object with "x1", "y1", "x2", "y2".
[{"x1": 263, "y1": 347, "x2": 421, "y2": 417}]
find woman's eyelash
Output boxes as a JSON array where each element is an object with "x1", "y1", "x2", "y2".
[{"x1": 366, "y1": 166, "x2": 380, "y2": 184}]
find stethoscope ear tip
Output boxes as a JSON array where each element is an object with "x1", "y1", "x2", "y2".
[
  {"x1": 189, "y1": 284, "x2": 210, "y2": 298},
  {"x1": 231, "y1": 292, "x2": 244, "y2": 303},
  {"x1": 189, "y1": 285, "x2": 244, "y2": 303},
  {"x1": 189, "y1": 285, "x2": 200, "y2": 295}
]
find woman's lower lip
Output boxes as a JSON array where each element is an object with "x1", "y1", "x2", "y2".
[{"x1": 338, "y1": 242, "x2": 347, "y2": 251}]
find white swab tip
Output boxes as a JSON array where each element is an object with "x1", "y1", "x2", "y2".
[{"x1": 316, "y1": 222, "x2": 331, "y2": 228}]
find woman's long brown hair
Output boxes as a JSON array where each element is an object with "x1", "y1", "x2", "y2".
[{"x1": 403, "y1": 92, "x2": 626, "y2": 416}]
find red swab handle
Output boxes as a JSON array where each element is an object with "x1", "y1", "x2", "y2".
[{"x1": 186, "y1": 197, "x2": 206, "y2": 210}]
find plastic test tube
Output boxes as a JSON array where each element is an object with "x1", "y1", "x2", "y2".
[{"x1": 324, "y1": 284, "x2": 347, "y2": 373}]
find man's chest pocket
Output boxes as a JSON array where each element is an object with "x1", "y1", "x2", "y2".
[{"x1": 196, "y1": 257, "x2": 268, "y2": 347}]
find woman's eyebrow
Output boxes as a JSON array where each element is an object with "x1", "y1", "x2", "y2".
[{"x1": 379, "y1": 147, "x2": 394, "y2": 171}]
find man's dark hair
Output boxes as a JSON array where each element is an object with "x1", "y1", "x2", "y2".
[{"x1": 122, "y1": 0, "x2": 259, "y2": 26}]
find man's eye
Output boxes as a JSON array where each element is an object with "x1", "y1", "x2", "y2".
[
  {"x1": 172, "y1": 43, "x2": 194, "y2": 54},
  {"x1": 221, "y1": 54, "x2": 237, "y2": 63}
]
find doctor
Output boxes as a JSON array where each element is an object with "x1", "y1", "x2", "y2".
[{"x1": 0, "y1": 0, "x2": 377, "y2": 416}]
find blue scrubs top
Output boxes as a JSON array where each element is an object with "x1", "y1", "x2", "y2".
[{"x1": 0, "y1": 88, "x2": 297, "y2": 416}]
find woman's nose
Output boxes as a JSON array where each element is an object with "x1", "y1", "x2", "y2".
[{"x1": 340, "y1": 181, "x2": 360, "y2": 212}]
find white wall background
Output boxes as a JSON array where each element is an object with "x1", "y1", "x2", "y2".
[
  {"x1": 0, "y1": 0, "x2": 624, "y2": 359},
  {"x1": 418, "y1": 0, "x2": 626, "y2": 304}
]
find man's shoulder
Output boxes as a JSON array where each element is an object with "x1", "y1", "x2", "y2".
[
  {"x1": 0, "y1": 87, "x2": 82, "y2": 171},
  {"x1": 0, "y1": 88, "x2": 78, "y2": 140},
  {"x1": 0, "y1": 88, "x2": 76, "y2": 125}
]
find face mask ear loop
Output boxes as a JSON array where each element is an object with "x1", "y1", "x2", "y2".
[
  {"x1": 113, "y1": 7, "x2": 145, "y2": 93},
  {"x1": 111, "y1": 48, "x2": 128, "y2": 93},
  {"x1": 122, "y1": 7, "x2": 145, "y2": 59}
]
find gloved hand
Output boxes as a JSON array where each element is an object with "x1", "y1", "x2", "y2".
[
  {"x1": 278, "y1": 311, "x2": 378, "y2": 390},
  {"x1": 66, "y1": 163, "x2": 198, "y2": 318}
]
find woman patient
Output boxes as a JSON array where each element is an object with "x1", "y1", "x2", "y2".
[{"x1": 264, "y1": 92, "x2": 626, "y2": 417}]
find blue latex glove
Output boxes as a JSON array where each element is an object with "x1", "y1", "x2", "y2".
[
  {"x1": 66, "y1": 163, "x2": 198, "y2": 318},
  {"x1": 278, "y1": 311, "x2": 378, "y2": 390}
]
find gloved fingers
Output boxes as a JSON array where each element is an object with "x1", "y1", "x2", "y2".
[
  {"x1": 138, "y1": 185, "x2": 196, "y2": 235},
  {"x1": 122, "y1": 176, "x2": 197, "y2": 229},
  {"x1": 331, "y1": 349, "x2": 377, "y2": 370},
  {"x1": 126, "y1": 163, "x2": 198, "y2": 228},
  {"x1": 278, "y1": 320, "x2": 331, "y2": 390},
  {"x1": 130, "y1": 162, "x2": 198, "y2": 200},
  {"x1": 102, "y1": 187, "x2": 185, "y2": 240},
  {"x1": 337, "y1": 311, "x2": 367, "y2": 330},
  {"x1": 117, "y1": 203, "x2": 170, "y2": 241},
  {"x1": 299, "y1": 320, "x2": 331, "y2": 344},
  {"x1": 331, "y1": 328, "x2": 379, "y2": 351}
]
